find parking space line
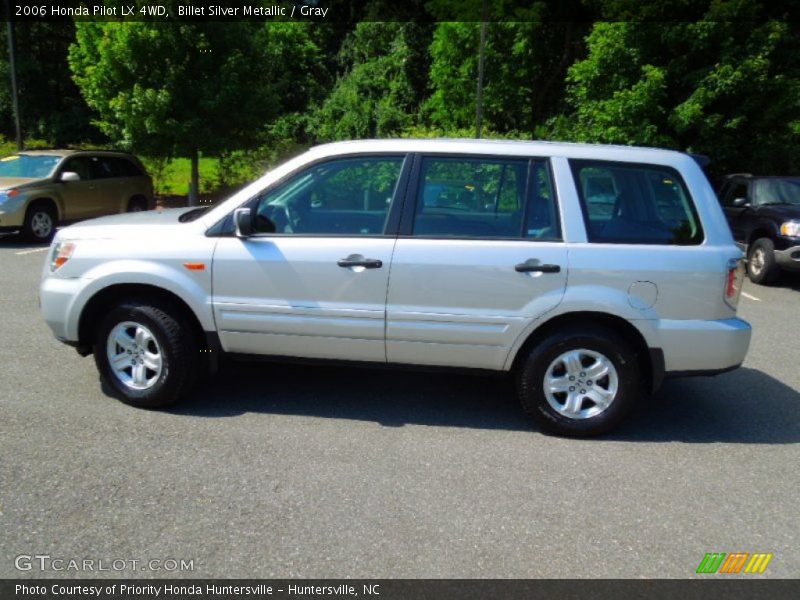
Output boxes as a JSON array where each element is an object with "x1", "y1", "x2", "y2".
[
  {"x1": 14, "y1": 247, "x2": 49, "y2": 255},
  {"x1": 741, "y1": 292, "x2": 761, "y2": 302}
]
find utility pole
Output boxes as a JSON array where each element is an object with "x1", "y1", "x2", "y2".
[
  {"x1": 5, "y1": 0, "x2": 22, "y2": 150},
  {"x1": 475, "y1": 0, "x2": 488, "y2": 139}
]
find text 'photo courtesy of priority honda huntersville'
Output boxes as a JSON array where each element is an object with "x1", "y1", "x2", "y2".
[{"x1": 39, "y1": 139, "x2": 752, "y2": 437}]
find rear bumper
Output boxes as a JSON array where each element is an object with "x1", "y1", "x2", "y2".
[
  {"x1": 657, "y1": 317, "x2": 751, "y2": 374},
  {"x1": 774, "y1": 244, "x2": 800, "y2": 271}
]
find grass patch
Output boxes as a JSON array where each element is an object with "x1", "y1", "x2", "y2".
[
  {"x1": 148, "y1": 156, "x2": 220, "y2": 195},
  {"x1": 0, "y1": 137, "x2": 53, "y2": 157}
]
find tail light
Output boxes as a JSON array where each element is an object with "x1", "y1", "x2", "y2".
[{"x1": 724, "y1": 258, "x2": 745, "y2": 309}]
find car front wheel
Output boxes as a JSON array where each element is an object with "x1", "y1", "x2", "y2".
[
  {"x1": 94, "y1": 301, "x2": 200, "y2": 408},
  {"x1": 127, "y1": 197, "x2": 148, "y2": 212},
  {"x1": 747, "y1": 238, "x2": 780, "y2": 284},
  {"x1": 516, "y1": 325, "x2": 642, "y2": 437},
  {"x1": 23, "y1": 202, "x2": 57, "y2": 243}
]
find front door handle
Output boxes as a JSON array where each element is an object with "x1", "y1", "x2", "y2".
[
  {"x1": 338, "y1": 255, "x2": 383, "y2": 269},
  {"x1": 515, "y1": 260, "x2": 561, "y2": 274}
]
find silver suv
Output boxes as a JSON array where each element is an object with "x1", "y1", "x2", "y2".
[{"x1": 39, "y1": 140, "x2": 751, "y2": 436}]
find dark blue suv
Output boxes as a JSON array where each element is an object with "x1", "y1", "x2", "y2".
[{"x1": 718, "y1": 174, "x2": 800, "y2": 284}]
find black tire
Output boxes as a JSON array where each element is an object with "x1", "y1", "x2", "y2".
[
  {"x1": 516, "y1": 324, "x2": 642, "y2": 437},
  {"x1": 93, "y1": 301, "x2": 200, "y2": 408},
  {"x1": 127, "y1": 196, "x2": 148, "y2": 212},
  {"x1": 747, "y1": 238, "x2": 780, "y2": 285},
  {"x1": 22, "y1": 201, "x2": 57, "y2": 243}
]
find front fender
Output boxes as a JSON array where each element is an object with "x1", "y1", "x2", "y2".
[{"x1": 64, "y1": 259, "x2": 215, "y2": 340}]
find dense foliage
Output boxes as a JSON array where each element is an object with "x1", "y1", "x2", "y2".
[
  {"x1": 0, "y1": 22, "x2": 102, "y2": 145},
  {"x1": 0, "y1": 0, "x2": 797, "y2": 189},
  {"x1": 562, "y1": 18, "x2": 800, "y2": 174}
]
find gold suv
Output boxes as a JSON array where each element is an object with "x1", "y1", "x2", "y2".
[{"x1": 0, "y1": 149, "x2": 153, "y2": 242}]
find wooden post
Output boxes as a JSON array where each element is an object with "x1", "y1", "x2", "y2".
[
  {"x1": 189, "y1": 149, "x2": 199, "y2": 206},
  {"x1": 475, "y1": 0, "x2": 489, "y2": 139},
  {"x1": 6, "y1": 4, "x2": 23, "y2": 151}
]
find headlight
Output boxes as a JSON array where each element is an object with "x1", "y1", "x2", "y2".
[
  {"x1": 780, "y1": 221, "x2": 800, "y2": 237},
  {"x1": 0, "y1": 189, "x2": 18, "y2": 206},
  {"x1": 50, "y1": 241, "x2": 76, "y2": 271}
]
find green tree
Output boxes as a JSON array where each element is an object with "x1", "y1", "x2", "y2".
[
  {"x1": 563, "y1": 3, "x2": 800, "y2": 174},
  {"x1": 0, "y1": 22, "x2": 101, "y2": 145},
  {"x1": 311, "y1": 22, "x2": 433, "y2": 141},
  {"x1": 69, "y1": 19, "x2": 322, "y2": 203},
  {"x1": 423, "y1": 2, "x2": 590, "y2": 137}
]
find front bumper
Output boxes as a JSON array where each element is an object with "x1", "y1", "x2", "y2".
[
  {"x1": 0, "y1": 199, "x2": 29, "y2": 228},
  {"x1": 774, "y1": 244, "x2": 800, "y2": 271},
  {"x1": 657, "y1": 317, "x2": 752, "y2": 374},
  {"x1": 40, "y1": 275, "x2": 92, "y2": 343}
]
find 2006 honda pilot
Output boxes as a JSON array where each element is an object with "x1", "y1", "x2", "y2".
[{"x1": 40, "y1": 140, "x2": 751, "y2": 436}]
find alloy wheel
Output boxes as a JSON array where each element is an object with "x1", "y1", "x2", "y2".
[
  {"x1": 31, "y1": 211, "x2": 53, "y2": 239},
  {"x1": 106, "y1": 321, "x2": 163, "y2": 390},
  {"x1": 543, "y1": 348, "x2": 619, "y2": 419},
  {"x1": 749, "y1": 248, "x2": 765, "y2": 276}
]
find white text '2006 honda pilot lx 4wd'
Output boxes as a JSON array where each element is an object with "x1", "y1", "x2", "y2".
[{"x1": 40, "y1": 140, "x2": 751, "y2": 436}]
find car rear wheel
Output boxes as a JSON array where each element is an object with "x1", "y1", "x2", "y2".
[
  {"x1": 22, "y1": 202, "x2": 57, "y2": 243},
  {"x1": 747, "y1": 238, "x2": 780, "y2": 285},
  {"x1": 94, "y1": 301, "x2": 200, "y2": 408},
  {"x1": 516, "y1": 325, "x2": 642, "y2": 437},
  {"x1": 127, "y1": 197, "x2": 148, "y2": 212}
]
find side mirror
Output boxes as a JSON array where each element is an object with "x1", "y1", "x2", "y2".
[
  {"x1": 233, "y1": 207, "x2": 254, "y2": 238},
  {"x1": 60, "y1": 171, "x2": 80, "y2": 182},
  {"x1": 732, "y1": 197, "x2": 749, "y2": 208}
]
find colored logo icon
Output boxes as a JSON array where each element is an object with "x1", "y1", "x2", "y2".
[{"x1": 696, "y1": 552, "x2": 773, "y2": 574}]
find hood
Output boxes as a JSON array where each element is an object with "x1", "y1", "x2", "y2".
[
  {"x1": 0, "y1": 177, "x2": 40, "y2": 190},
  {"x1": 757, "y1": 204, "x2": 800, "y2": 221},
  {"x1": 58, "y1": 207, "x2": 204, "y2": 239}
]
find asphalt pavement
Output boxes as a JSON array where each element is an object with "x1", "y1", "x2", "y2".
[{"x1": 1, "y1": 233, "x2": 798, "y2": 578}]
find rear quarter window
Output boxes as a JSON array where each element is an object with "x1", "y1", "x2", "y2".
[
  {"x1": 111, "y1": 157, "x2": 145, "y2": 177},
  {"x1": 571, "y1": 160, "x2": 704, "y2": 245}
]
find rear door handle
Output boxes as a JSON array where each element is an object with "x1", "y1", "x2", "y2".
[
  {"x1": 338, "y1": 256, "x2": 383, "y2": 269},
  {"x1": 515, "y1": 260, "x2": 561, "y2": 273}
]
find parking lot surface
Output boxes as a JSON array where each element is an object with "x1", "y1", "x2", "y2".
[{"x1": 1, "y1": 234, "x2": 798, "y2": 578}]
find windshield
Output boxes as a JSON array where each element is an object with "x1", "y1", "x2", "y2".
[
  {"x1": 754, "y1": 178, "x2": 800, "y2": 206},
  {"x1": 0, "y1": 154, "x2": 61, "y2": 178}
]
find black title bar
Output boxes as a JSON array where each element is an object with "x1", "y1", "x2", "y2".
[{"x1": 3, "y1": 579, "x2": 800, "y2": 600}]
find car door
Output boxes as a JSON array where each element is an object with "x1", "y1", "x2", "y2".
[
  {"x1": 385, "y1": 155, "x2": 568, "y2": 370},
  {"x1": 212, "y1": 154, "x2": 410, "y2": 362},
  {"x1": 721, "y1": 179, "x2": 751, "y2": 242},
  {"x1": 58, "y1": 156, "x2": 101, "y2": 220},
  {"x1": 86, "y1": 156, "x2": 125, "y2": 216}
]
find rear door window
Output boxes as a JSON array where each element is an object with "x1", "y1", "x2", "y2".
[
  {"x1": 412, "y1": 157, "x2": 559, "y2": 240},
  {"x1": 112, "y1": 157, "x2": 144, "y2": 177},
  {"x1": 571, "y1": 160, "x2": 704, "y2": 245}
]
